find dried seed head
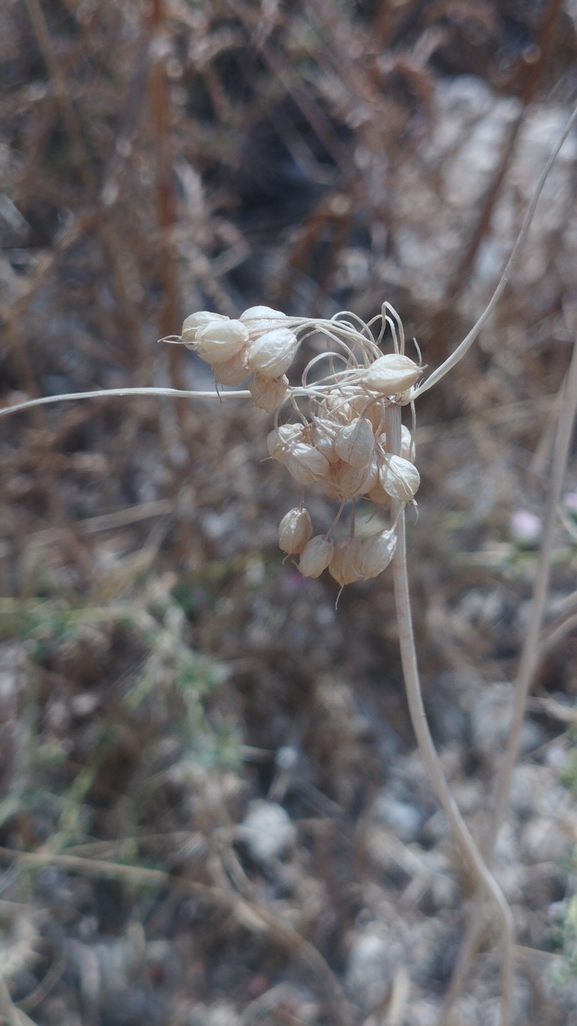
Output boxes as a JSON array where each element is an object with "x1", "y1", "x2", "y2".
[
  {"x1": 284, "y1": 442, "x2": 330, "y2": 486},
  {"x1": 299, "y1": 535, "x2": 334, "y2": 578},
  {"x1": 362, "y1": 354, "x2": 420, "y2": 395},
  {"x1": 266, "y1": 423, "x2": 305, "y2": 462},
  {"x1": 329, "y1": 538, "x2": 361, "y2": 586},
  {"x1": 213, "y1": 348, "x2": 249, "y2": 386},
  {"x1": 249, "y1": 373, "x2": 289, "y2": 412},
  {"x1": 356, "y1": 529, "x2": 396, "y2": 579},
  {"x1": 246, "y1": 327, "x2": 300, "y2": 378},
  {"x1": 379, "y1": 454, "x2": 420, "y2": 502},
  {"x1": 334, "y1": 417, "x2": 375, "y2": 468},
  {"x1": 195, "y1": 319, "x2": 249, "y2": 364},
  {"x1": 181, "y1": 311, "x2": 229, "y2": 347},
  {"x1": 278, "y1": 507, "x2": 313, "y2": 554},
  {"x1": 377, "y1": 425, "x2": 415, "y2": 461}
]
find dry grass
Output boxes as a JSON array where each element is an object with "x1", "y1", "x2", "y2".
[{"x1": 1, "y1": 2, "x2": 577, "y2": 1024}]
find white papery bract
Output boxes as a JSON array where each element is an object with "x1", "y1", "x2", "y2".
[{"x1": 247, "y1": 327, "x2": 300, "y2": 378}]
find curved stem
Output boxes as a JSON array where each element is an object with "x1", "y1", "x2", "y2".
[
  {"x1": 0, "y1": 387, "x2": 252, "y2": 420},
  {"x1": 385, "y1": 404, "x2": 514, "y2": 1026}
]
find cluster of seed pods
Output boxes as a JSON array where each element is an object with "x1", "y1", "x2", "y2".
[{"x1": 180, "y1": 303, "x2": 422, "y2": 588}]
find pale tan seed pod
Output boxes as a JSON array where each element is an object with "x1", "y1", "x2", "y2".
[
  {"x1": 379, "y1": 454, "x2": 420, "y2": 502},
  {"x1": 284, "y1": 443, "x2": 330, "y2": 486},
  {"x1": 356, "y1": 529, "x2": 396, "y2": 579},
  {"x1": 181, "y1": 311, "x2": 229, "y2": 348},
  {"x1": 299, "y1": 535, "x2": 334, "y2": 578},
  {"x1": 365, "y1": 402, "x2": 387, "y2": 433},
  {"x1": 249, "y1": 373, "x2": 289, "y2": 412},
  {"x1": 195, "y1": 319, "x2": 249, "y2": 364},
  {"x1": 213, "y1": 347, "x2": 249, "y2": 386},
  {"x1": 336, "y1": 457, "x2": 378, "y2": 499},
  {"x1": 329, "y1": 538, "x2": 361, "y2": 586},
  {"x1": 246, "y1": 327, "x2": 300, "y2": 378},
  {"x1": 362, "y1": 354, "x2": 420, "y2": 395},
  {"x1": 311, "y1": 417, "x2": 340, "y2": 464},
  {"x1": 240, "y1": 306, "x2": 287, "y2": 333},
  {"x1": 266, "y1": 423, "x2": 305, "y2": 462},
  {"x1": 278, "y1": 507, "x2": 313, "y2": 554},
  {"x1": 334, "y1": 417, "x2": 375, "y2": 468}
]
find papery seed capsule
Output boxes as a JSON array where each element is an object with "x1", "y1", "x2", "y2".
[
  {"x1": 284, "y1": 443, "x2": 330, "y2": 486},
  {"x1": 329, "y1": 538, "x2": 361, "y2": 586},
  {"x1": 299, "y1": 535, "x2": 334, "y2": 578},
  {"x1": 335, "y1": 417, "x2": 375, "y2": 468},
  {"x1": 311, "y1": 417, "x2": 340, "y2": 464},
  {"x1": 249, "y1": 373, "x2": 289, "y2": 412},
  {"x1": 278, "y1": 507, "x2": 313, "y2": 554},
  {"x1": 266, "y1": 423, "x2": 305, "y2": 462},
  {"x1": 337, "y1": 457, "x2": 378, "y2": 498},
  {"x1": 356, "y1": 529, "x2": 396, "y2": 579},
  {"x1": 362, "y1": 354, "x2": 420, "y2": 395},
  {"x1": 240, "y1": 306, "x2": 287, "y2": 333},
  {"x1": 379, "y1": 454, "x2": 420, "y2": 502},
  {"x1": 195, "y1": 319, "x2": 249, "y2": 364},
  {"x1": 365, "y1": 402, "x2": 387, "y2": 433},
  {"x1": 181, "y1": 311, "x2": 229, "y2": 347},
  {"x1": 213, "y1": 347, "x2": 249, "y2": 386},
  {"x1": 246, "y1": 327, "x2": 300, "y2": 378}
]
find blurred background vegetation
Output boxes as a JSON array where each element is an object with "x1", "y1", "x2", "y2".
[{"x1": 1, "y1": 2, "x2": 577, "y2": 1024}]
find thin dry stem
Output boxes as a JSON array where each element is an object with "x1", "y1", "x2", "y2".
[{"x1": 385, "y1": 403, "x2": 514, "y2": 1026}]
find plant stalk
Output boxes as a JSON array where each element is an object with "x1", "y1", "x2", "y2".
[{"x1": 385, "y1": 403, "x2": 514, "y2": 1026}]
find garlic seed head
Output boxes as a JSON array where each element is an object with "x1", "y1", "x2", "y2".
[
  {"x1": 299, "y1": 536, "x2": 334, "y2": 578},
  {"x1": 379, "y1": 454, "x2": 420, "y2": 502},
  {"x1": 362, "y1": 354, "x2": 420, "y2": 395},
  {"x1": 249, "y1": 373, "x2": 289, "y2": 412},
  {"x1": 278, "y1": 507, "x2": 313, "y2": 554}
]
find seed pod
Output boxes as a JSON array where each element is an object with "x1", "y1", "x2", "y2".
[
  {"x1": 311, "y1": 417, "x2": 340, "y2": 464},
  {"x1": 249, "y1": 373, "x2": 289, "y2": 412},
  {"x1": 181, "y1": 311, "x2": 229, "y2": 347},
  {"x1": 365, "y1": 402, "x2": 387, "y2": 433},
  {"x1": 266, "y1": 423, "x2": 305, "y2": 462},
  {"x1": 379, "y1": 454, "x2": 420, "y2": 502},
  {"x1": 213, "y1": 347, "x2": 249, "y2": 386},
  {"x1": 195, "y1": 319, "x2": 249, "y2": 365},
  {"x1": 362, "y1": 354, "x2": 420, "y2": 395},
  {"x1": 329, "y1": 538, "x2": 361, "y2": 586},
  {"x1": 278, "y1": 508, "x2": 313, "y2": 554},
  {"x1": 336, "y1": 457, "x2": 378, "y2": 498},
  {"x1": 241, "y1": 306, "x2": 287, "y2": 333},
  {"x1": 299, "y1": 535, "x2": 334, "y2": 578},
  {"x1": 356, "y1": 529, "x2": 396, "y2": 579},
  {"x1": 335, "y1": 417, "x2": 375, "y2": 468},
  {"x1": 284, "y1": 443, "x2": 330, "y2": 486},
  {"x1": 247, "y1": 327, "x2": 300, "y2": 378}
]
